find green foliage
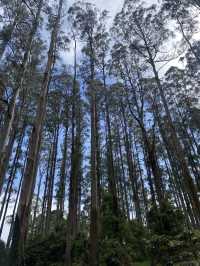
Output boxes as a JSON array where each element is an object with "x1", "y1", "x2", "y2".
[
  {"x1": 99, "y1": 192, "x2": 150, "y2": 265},
  {"x1": 25, "y1": 230, "x2": 66, "y2": 266},
  {"x1": 23, "y1": 198, "x2": 200, "y2": 266},
  {"x1": 99, "y1": 238, "x2": 134, "y2": 266},
  {"x1": 147, "y1": 200, "x2": 184, "y2": 236},
  {"x1": 25, "y1": 222, "x2": 89, "y2": 266},
  {"x1": 149, "y1": 231, "x2": 200, "y2": 265},
  {"x1": 147, "y1": 201, "x2": 200, "y2": 265},
  {"x1": 100, "y1": 192, "x2": 121, "y2": 238},
  {"x1": 134, "y1": 262, "x2": 151, "y2": 266},
  {"x1": 124, "y1": 220, "x2": 150, "y2": 261},
  {"x1": 0, "y1": 240, "x2": 7, "y2": 266},
  {"x1": 71, "y1": 233, "x2": 89, "y2": 266}
]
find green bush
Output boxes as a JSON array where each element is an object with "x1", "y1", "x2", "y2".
[
  {"x1": 0, "y1": 240, "x2": 7, "y2": 266},
  {"x1": 147, "y1": 200, "x2": 184, "y2": 236}
]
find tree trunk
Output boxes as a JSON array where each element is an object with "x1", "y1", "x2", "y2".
[
  {"x1": 0, "y1": 125, "x2": 25, "y2": 235},
  {"x1": 57, "y1": 124, "x2": 68, "y2": 219},
  {"x1": 45, "y1": 125, "x2": 59, "y2": 234},
  {"x1": 120, "y1": 101, "x2": 142, "y2": 222},
  {"x1": 30, "y1": 169, "x2": 43, "y2": 238},
  {"x1": 103, "y1": 69, "x2": 119, "y2": 215},
  {"x1": 0, "y1": 0, "x2": 44, "y2": 193},
  {"x1": 149, "y1": 52, "x2": 200, "y2": 223},
  {"x1": 9, "y1": 0, "x2": 63, "y2": 264},
  {"x1": 65, "y1": 38, "x2": 82, "y2": 266}
]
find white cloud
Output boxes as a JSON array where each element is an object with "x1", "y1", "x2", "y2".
[
  {"x1": 88, "y1": 0, "x2": 123, "y2": 17},
  {"x1": 67, "y1": 0, "x2": 123, "y2": 17}
]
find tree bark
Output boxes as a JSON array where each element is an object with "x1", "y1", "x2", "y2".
[
  {"x1": 9, "y1": 0, "x2": 63, "y2": 264},
  {"x1": 0, "y1": 0, "x2": 44, "y2": 193}
]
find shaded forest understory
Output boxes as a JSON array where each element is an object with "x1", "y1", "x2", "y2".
[
  {"x1": 0, "y1": 198, "x2": 200, "y2": 266},
  {"x1": 1, "y1": 0, "x2": 200, "y2": 265},
  {"x1": 1, "y1": 198, "x2": 200, "y2": 265}
]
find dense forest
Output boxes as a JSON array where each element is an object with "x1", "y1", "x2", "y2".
[{"x1": 0, "y1": 0, "x2": 200, "y2": 265}]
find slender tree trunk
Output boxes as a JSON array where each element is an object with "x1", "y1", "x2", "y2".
[
  {"x1": 86, "y1": 36, "x2": 100, "y2": 266},
  {"x1": 0, "y1": 125, "x2": 25, "y2": 237},
  {"x1": 154, "y1": 108, "x2": 198, "y2": 225},
  {"x1": 120, "y1": 104, "x2": 142, "y2": 222},
  {"x1": 90, "y1": 90, "x2": 100, "y2": 266},
  {"x1": 0, "y1": 131, "x2": 25, "y2": 237},
  {"x1": 65, "y1": 38, "x2": 83, "y2": 266},
  {"x1": 57, "y1": 124, "x2": 68, "y2": 219},
  {"x1": 45, "y1": 124, "x2": 59, "y2": 234},
  {"x1": 148, "y1": 52, "x2": 200, "y2": 222},
  {"x1": 124, "y1": 76, "x2": 164, "y2": 206},
  {"x1": 6, "y1": 142, "x2": 29, "y2": 249},
  {"x1": 134, "y1": 140, "x2": 149, "y2": 219},
  {"x1": 39, "y1": 144, "x2": 53, "y2": 235},
  {"x1": 0, "y1": 123, "x2": 17, "y2": 194},
  {"x1": 115, "y1": 123, "x2": 130, "y2": 220},
  {"x1": 0, "y1": 0, "x2": 44, "y2": 193},
  {"x1": 65, "y1": 41, "x2": 78, "y2": 266},
  {"x1": 141, "y1": 144, "x2": 157, "y2": 207},
  {"x1": 30, "y1": 169, "x2": 43, "y2": 238},
  {"x1": 9, "y1": 1, "x2": 63, "y2": 264},
  {"x1": 103, "y1": 68, "x2": 118, "y2": 214}
]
